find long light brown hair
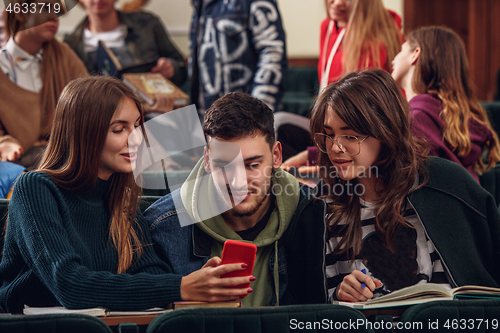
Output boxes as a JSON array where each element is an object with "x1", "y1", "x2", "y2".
[
  {"x1": 341, "y1": 0, "x2": 402, "y2": 74},
  {"x1": 5, "y1": 0, "x2": 73, "y2": 132},
  {"x1": 39, "y1": 76, "x2": 145, "y2": 274},
  {"x1": 407, "y1": 26, "x2": 500, "y2": 174},
  {"x1": 311, "y1": 69, "x2": 428, "y2": 259}
]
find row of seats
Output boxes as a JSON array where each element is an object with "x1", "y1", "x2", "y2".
[{"x1": 1, "y1": 300, "x2": 500, "y2": 333}]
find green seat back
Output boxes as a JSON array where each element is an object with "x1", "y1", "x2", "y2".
[
  {"x1": 399, "y1": 299, "x2": 500, "y2": 332},
  {"x1": 0, "y1": 313, "x2": 113, "y2": 333},
  {"x1": 479, "y1": 165, "x2": 500, "y2": 209},
  {"x1": 146, "y1": 305, "x2": 374, "y2": 333},
  {"x1": 140, "y1": 170, "x2": 191, "y2": 197},
  {"x1": 482, "y1": 102, "x2": 500, "y2": 135}
]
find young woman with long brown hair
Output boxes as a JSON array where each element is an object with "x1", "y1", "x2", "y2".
[
  {"x1": 0, "y1": 0, "x2": 88, "y2": 168},
  {"x1": 311, "y1": 69, "x2": 500, "y2": 302},
  {"x1": 0, "y1": 76, "x2": 254, "y2": 314},
  {"x1": 392, "y1": 26, "x2": 500, "y2": 182}
]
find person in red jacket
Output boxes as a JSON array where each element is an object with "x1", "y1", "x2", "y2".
[
  {"x1": 318, "y1": 0, "x2": 403, "y2": 90},
  {"x1": 279, "y1": 0, "x2": 403, "y2": 167}
]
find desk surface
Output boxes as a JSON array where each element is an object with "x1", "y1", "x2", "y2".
[
  {"x1": 96, "y1": 306, "x2": 407, "y2": 327},
  {"x1": 99, "y1": 314, "x2": 162, "y2": 326}
]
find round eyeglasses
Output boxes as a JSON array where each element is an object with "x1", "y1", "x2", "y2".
[{"x1": 314, "y1": 133, "x2": 369, "y2": 156}]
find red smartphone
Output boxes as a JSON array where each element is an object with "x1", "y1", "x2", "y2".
[{"x1": 220, "y1": 240, "x2": 257, "y2": 295}]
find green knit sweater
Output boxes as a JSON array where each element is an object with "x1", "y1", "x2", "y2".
[{"x1": 0, "y1": 172, "x2": 182, "y2": 313}]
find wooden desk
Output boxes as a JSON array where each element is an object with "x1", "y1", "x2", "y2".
[{"x1": 99, "y1": 314, "x2": 163, "y2": 327}]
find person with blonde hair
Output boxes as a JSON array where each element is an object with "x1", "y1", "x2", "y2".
[
  {"x1": 0, "y1": 0, "x2": 88, "y2": 168},
  {"x1": 319, "y1": 0, "x2": 402, "y2": 90},
  {"x1": 0, "y1": 76, "x2": 254, "y2": 314},
  {"x1": 392, "y1": 26, "x2": 500, "y2": 182},
  {"x1": 280, "y1": 0, "x2": 403, "y2": 167}
]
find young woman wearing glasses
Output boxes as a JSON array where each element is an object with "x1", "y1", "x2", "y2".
[{"x1": 311, "y1": 68, "x2": 500, "y2": 302}]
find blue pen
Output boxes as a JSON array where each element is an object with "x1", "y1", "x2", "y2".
[{"x1": 361, "y1": 268, "x2": 366, "y2": 289}]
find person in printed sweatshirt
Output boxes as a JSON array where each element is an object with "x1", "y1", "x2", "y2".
[{"x1": 189, "y1": 0, "x2": 287, "y2": 114}]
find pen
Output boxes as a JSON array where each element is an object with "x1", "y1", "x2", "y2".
[{"x1": 361, "y1": 268, "x2": 366, "y2": 289}]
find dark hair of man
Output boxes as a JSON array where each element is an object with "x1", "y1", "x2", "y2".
[{"x1": 203, "y1": 92, "x2": 275, "y2": 150}]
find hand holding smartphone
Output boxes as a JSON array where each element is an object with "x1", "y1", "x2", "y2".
[{"x1": 220, "y1": 240, "x2": 257, "y2": 297}]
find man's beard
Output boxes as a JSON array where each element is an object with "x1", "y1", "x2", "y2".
[{"x1": 230, "y1": 190, "x2": 269, "y2": 217}]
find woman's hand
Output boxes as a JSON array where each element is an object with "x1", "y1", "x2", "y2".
[
  {"x1": 0, "y1": 142, "x2": 23, "y2": 161},
  {"x1": 336, "y1": 270, "x2": 383, "y2": 302},
  {"x1": 282, "y1": 150, "x2": 319, "y2": 174},
  {"x1": 180, "y1": 257, "x2": 254, "y2": 302}
]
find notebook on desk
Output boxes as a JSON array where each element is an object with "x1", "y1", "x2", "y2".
[
  {"x1": 333, "y1": 283, "x2": 500, "y2": 309},
  {"x1": 23, "y1": 305, "x2": 171, "y2": 317}
]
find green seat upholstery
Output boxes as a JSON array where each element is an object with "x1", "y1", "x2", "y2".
[
  {"x1": 479, "y1": 165, "x2": 500, "y2": 208},
  {"x1": 146, "y1": 305, "x2": 374, "y2": 333},
  {"x1": 281, "y1": 66, "x2": 318, "y2": 117},
  {"x1": 140, "y1": 170, "x2": 191, "y2": 197},
  {"x1": 0, "y1": 313, "x2": 113, "y2": 333},
  {"x1": 399, "y1": 299, "x2": 500, "y2": 332},
  {"x1": 482, "y1": 102, "x2": 500, "y2": 135}
]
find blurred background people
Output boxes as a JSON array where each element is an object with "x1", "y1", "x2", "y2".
[
  {"x1": 392, "y1": 26, "x2": 500, "y2": 182},
  {"x1": 189, "y1": 0, "x2": 287, "y2": 115},
  {"x1": 0, "y1": 0, "x2": 88, "y2": 169},
  {"x1": 319, "y1": 0, "x2": 402, "y2": 90},
  {"x1": 279, "y1": 0, "x2": 403, "y2": 164},
  {"x1": 64, "y1": 0, "x2": 187, "y2": 87}
]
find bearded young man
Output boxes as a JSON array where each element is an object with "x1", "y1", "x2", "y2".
[{"x1": 144, "y1": 92, "x2": 327, "y2": 306}]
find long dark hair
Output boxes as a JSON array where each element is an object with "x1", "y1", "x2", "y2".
[
  {"x1": 39, "y1": 76, "x2": 145, "y2": 273},
  {"x1": 311, "y1": 68, "x2": 428, "y2": 259}
]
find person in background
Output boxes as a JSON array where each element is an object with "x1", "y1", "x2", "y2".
[
  {"x1": 0, "y1": 161, "x2": 25, "y2": 199},
  {"x1": 391, "y1": 26, "x2": 500, "y2": 182},
  {"x1": 0, "y1": 76, "x2": 254, "y2": 314},
  {"x1": 311, "y1": 68, "x2": 500, "y2": 302},
  {"x1": 319, "y1": 0, "x2": 402, "y2": 90},
  {"x1": 0, "y1": 0, "x2": 88, "y2": 169},
  {"x1": 64, "y1": 0, "x2": 187, "y2": 87},
  {"x1": 144, "y1": 92, "x2": 327, "y2": 307},
  {"x1": 280, "y1": 0, "x2": 402, "y2": 166},
  {"x1": 189, "y1": 0, "x2": 287, "y2": 115},
  {"x1": 0, "y1": 11, "x2": 7, "y2": 47}
]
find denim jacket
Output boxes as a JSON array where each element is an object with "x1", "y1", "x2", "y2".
[
  {"x1": 189, "y1": 0, "x2": 287, "y2": 112},
  {"x1": 144, "y1": 185, "x2": 328, "y2": 305},
  {"x1": 64, "y1": 11, "x2": 187, "y2": 86}
]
